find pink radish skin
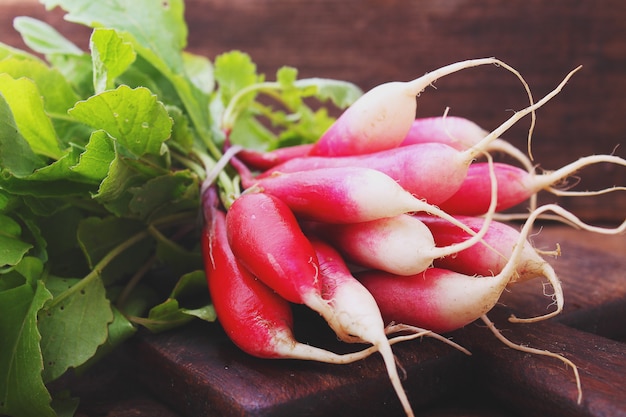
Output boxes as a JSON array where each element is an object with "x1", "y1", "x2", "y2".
[
  {"x1": 309, "y1": 212, "x2": 498, "y2": 276},
  {"x1": 357, "y1": 267, "x2": 511, "y2": 334},
  {"x1": 414, "y1": 213, "x2": 564, "y2": 321},
  {"x1": 260, "y1": 143, "x2": 474, "y2": 205},
  {"x1": 312, "y1": 238, "x2": 416, "y2": 417},
  {"x1": 416, "y1": 213, "x2": 556, "y2": 284},
  {"x1": 236, "y1": 144, "x2": 314, "y2": 171},
  {"x1": 308, "y1": 58, "x2": 507, "y2": 157},
  {"x1": 400, "y1": 116, "x2": 533, "y2": 170},
  {"x1": 440, "y1": 155, "x2": 626, "y2": 215},
  {"x1": 255, "y1": 68, "x2": 581, "y2": 205},
  {"x1": 355, "y1": 202, "x2": 578, "y2": 331},
  {"x1": 202, "y1": 189, "x2": 386, "y2": 363},
  {"x1": 225, "y1": 192, "x2": 331, "y2": 318}
]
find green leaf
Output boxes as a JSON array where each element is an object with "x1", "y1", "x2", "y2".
[
  {"x1": 0, "y1": 41, "x2": 44, "y2": 62},
  {"x1": 71, "y1": 130, "x2": 116, "y2": 183},
  {"x1": 38, "y1": 275, "x2": 114, "y2": 382},
  {"x1": 293, "y1": 77, "x2": 363, "y2": 109},
  {"x1": 77, "y1": 216, "x2": 151, "y2": 284},
  {"x1": 0, "y1": 74, "x2": 63, "y2": 160},
  {"x1": 128, "y1": 170, "x2": 198, "y2": 221},
  {"x1": 75, "y1": 304, "x2": 136, "y2": 374},
  {"x1": 0, "y1": 214, "x2": 34, "y2": 268},
  {"x1": 42, "y1": 0, "x2": 214, "y2": 143},
  {"x1": 42, "y1": 0, "x2": 188, "y2": 74},
  {"x1": 13, "y1": 16, "x2": 83, "y2": 57},
  {"x1": 69, "y1": 85, "x2": 172, "y2": 157},
  {"x1": 0, "y1": 55, "x2": 88, "y2": 147},
  {"x1": 182, "y1": 51, "x2": 214, "y2": 95},
  {"x1": 93, "y1": 151, "x2": 158, "y2": 217},
  {"x1": 144, "y1": 270, "x2": 214, "y2": 332},
  {"x1": 0, "y1": 278, "x2": 55, "y2": 417},
  {"x1": 0, "y1": 93, "x2": 46, "y2": 177},
  {"x1": 90, "y1": 28, "x2": 137, "y2": 94},
  {"x1": 213, "y1": 50, "x2": 261, "y2": 106}
]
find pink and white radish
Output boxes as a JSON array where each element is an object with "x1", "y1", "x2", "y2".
[
  {"x1": 308, "y1": 209, "x2": 497, "y2": 276},
  {"x1": 202, "y1": 188, "x2": 388, "y2": 362},
  {"x1": 414, "y1": 213, "x2": 564, "y2": 321},
  {"x1": 235, "y1": 143, "x2": 314, "y2": 171},
  {"x1": 357, "y1": 266, "x2": 512, "y2": 333},
  {"x1": 353, "y1": 200, "x2": 557, "y2": 332},
  {"x1": 257, "y1": 144, "x2": 471, "y2": 205},
  {"x1": 439, "y1": 155, "x2": 626, "y2": 215},
  {"x1": 308, "y1": 58, "x2": 537, "y2": 157},
  {"x1": 225, "y1": 191, "x2": 330, "y2": 314},
  {"x1": 400, "y1": 115, "x2": 533, "y2": 170},
  {"x1": 311, "y1": 238, "x2": 415, "y2": 417},
  {"x1": 255, "y1": 67, "x2": 580, "y2": 206}
]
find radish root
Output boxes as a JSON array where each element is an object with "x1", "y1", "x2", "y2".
[{"x1": 480, "y1": 314, "x2": 583, "y2": 404}]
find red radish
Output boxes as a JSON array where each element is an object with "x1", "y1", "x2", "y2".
[
  {"x1": 259, "y1": 143, "x2": 476, "y2": 205},
  {"x1": 256, "y1": 68, "x2": 580, "y2": 206},
  {"x1": 399, "y1": 115, "x2": 533, "y2": 170},
  {"x1": 225, "y1": 191, "x2": 330, "y2": 315},
  {"x1": 414, "y1": 213, "x2": 564, "y2": 321},
  {"x1": 416, "y1": 213, "x2": 557, "y2": 284},
  {"x1": 311, "y1": 238, "x2": 415, "y2": 417},
  {"x1": 309, "y1": 211, "x2": 498, "y2": 276},
  {"x1": 355, "y1": 202, "x2": 586, "y2": 332},
  {"x1": 245, "y1": 165, "x2": 501, "y2": 254},
  {"x1": 357, "y1": 266, "x2": 512, "y2": 334},
  {"x1": 439, "y1": 155, "x2": 626, "y2": 215},
  {"x1": 202, "y1": 188, "x2": 386, "y2": 362},
  {"x1": 308, "y1": 58, "x2": 534, "y2": 157},
  {"x1": 236, "y1": 143, "x2": 314, "y2": 171}
]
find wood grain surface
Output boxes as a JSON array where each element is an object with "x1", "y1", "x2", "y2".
[
  {"x1": 116, "y1": 224, "x2": 626, "y2": 417},
  {"x1": 1, "y1": 0, "x2": 625, "y2": 222}
]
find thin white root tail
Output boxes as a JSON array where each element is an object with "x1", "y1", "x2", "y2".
[
  {"x1": 385, "y1": 323, "x2": 472, "y2": 356},
  {"x1": 480, "y1": 314, "x2": 583, "y2": 405}
]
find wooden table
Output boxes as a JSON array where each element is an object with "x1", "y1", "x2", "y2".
[{"x1": 59, "y1": 224, "x2": 624, "y2": 417}]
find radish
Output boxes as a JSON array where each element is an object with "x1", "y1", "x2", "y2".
[
  {"x1": 235, "y1": 143, "x2": 314, "y2": 171},
  {"x1": 416, "y1": 213, "x2": 558, "y2": 284},
  {"x1": 354, "y1": 202, "x2": 587, "y2": 332},
  {"x1": 399, "y1": 114, "x2": 533, "y2": 170},
  {"x1": 225, "y1": 191, "x2": 330, "y2": 314},
  {"x1": 308, "y1": 211, "x2": 498, "y2": 276},
  {"x1": 414, "y1": 213, "x2": 564, "y2": 321},
  {"x1": 202, "y1": 187, "x2": 397, "y2": 362},
  {"x1": 311, "y1": 237, "x2": 415, "y2": 417},
  {"x1": 256, "y1": 67, "x2": 580, "y2": 206},
  {"x1": 308, "y1": 57, "x2": 534, "y2": 157},
  {"x1": 439, "y1": 155, "x2": 626, "y2": 215},
  {"x1": 258, "y1": 142, "x2": 484, "y2": 205},
  {"x1": 357, "y1": 266, "x2": 512, "y2": 333}
]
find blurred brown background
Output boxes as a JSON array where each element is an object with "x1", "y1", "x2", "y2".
[{"x1": 1, "y1": 0, "x2": 625, "y2": 222}]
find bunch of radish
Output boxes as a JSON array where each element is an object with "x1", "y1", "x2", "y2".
[{"x1": 201, "y1": 58, "x2": 626, "y2": 416}]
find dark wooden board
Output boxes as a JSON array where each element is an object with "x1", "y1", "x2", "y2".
[{"x1": 119, "y1": 225, "x2": 626, "y2": 417}]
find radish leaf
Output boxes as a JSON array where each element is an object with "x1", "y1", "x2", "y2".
[
  {"x1": 38, "y1": 275, "x2": 114, "y2": 382},
  {"x1": 0, "y1": 263, "x2": 55, "y2": 417},
  {"x1": 68, "y1": 85, "x2": 172, "y2": 157}
]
